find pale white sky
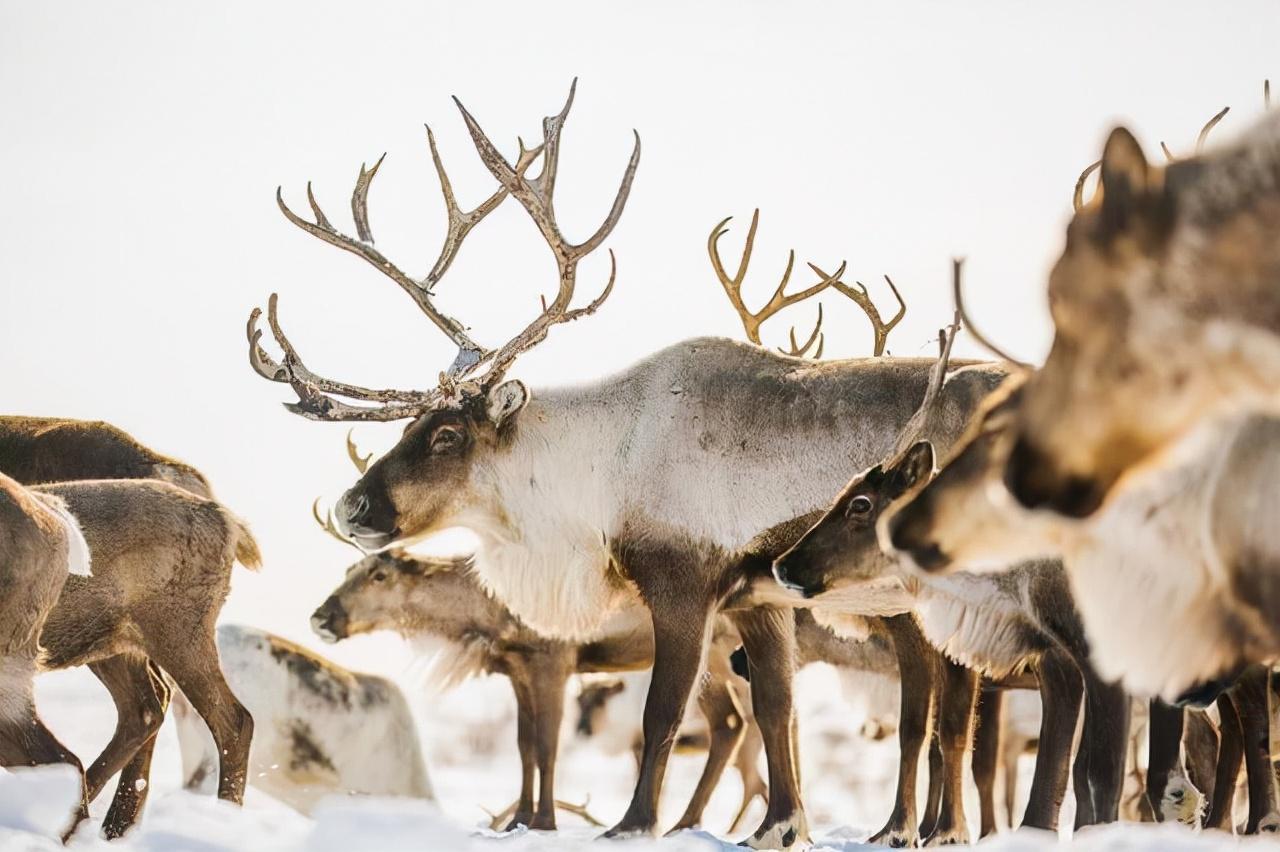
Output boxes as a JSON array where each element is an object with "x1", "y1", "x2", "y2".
[{"x1": 3, "y1": 1, "x2": 1276, "y2": 671}]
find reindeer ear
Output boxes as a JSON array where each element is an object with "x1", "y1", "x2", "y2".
[
  {"x1": 893, "y1": 441, "x2": 936, "y2": 493},
  {"x1": 486, "y1": 380, "x2": 529, "y2": 428},
  {"x1": 1097, "y1": 127, "x2": 1154, "y2": 236}
]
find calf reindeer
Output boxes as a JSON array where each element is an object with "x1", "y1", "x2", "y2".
[
  {"x1": 998, "y1": 100, "x2": 1280, "y2": 516},
  {"x1": 775, "y1": 320, "x2": 1131, "y2": 839},
  {"x1": 176, "y1": 625, "x2": 433, "y2": 812},
  {"x1": 37, "y1": 480, "x2": 260, "y2": 828},
  {"x1": 0, "y1": 472, "x2": 92, "y2": 840}
]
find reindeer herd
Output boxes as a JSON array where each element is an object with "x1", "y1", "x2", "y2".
[{"x1": 4, "y1": 78, "x2": 1280, "y2": 848}]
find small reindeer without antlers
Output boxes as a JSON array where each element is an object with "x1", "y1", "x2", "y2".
[{"x1": 246, "y1": 81, "x2": 640, "y2": 421}]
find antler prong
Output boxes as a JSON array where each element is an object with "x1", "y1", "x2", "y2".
[
  {"x1": 778, "y1": 304, "x2": 825, "y2": 358},
  {"x1": 1195, "y1": 106, "x2": 1230, "y2": 154},
  {"x1": 1072, "y1": 160, "x2": 1102, "y2": 213},
  {"x1": 312, "y1": 499, "x2": 362, "y2": 550},
  {"x1": 351, "y1": 153, "x2": 387, "y2": 243},
  {"x1": 952, "y1": 258, "x2": 1031, "y2": 369},
  {"x1": 346, "y1": 430, "x2": 372, "y2": 474},
  {"x1": 815, "y1": 264, "x2": 904, "y2": 357}
]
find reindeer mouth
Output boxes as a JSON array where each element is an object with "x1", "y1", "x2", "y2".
[{"x1": 345, "y1": 525, "x2": 400, "y2": 552}]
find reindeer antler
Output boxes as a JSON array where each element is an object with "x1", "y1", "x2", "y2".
[
  {"x1": 312, "y1": 499, "x2": 362, "y2": 551},
  {"x1": 952, "y1": 258, "x2": 1032, "y2": 369},
  {"x1": 892, "y1": 311, "x2": 961, "y2": 457},
  {"x1": 708, "y1": 210, "x2": 845, "y2": 350},
  {"x1": 807, "y1": 266, "x2": 907, "y2": 357},
  {"x1": 778, "y1": 304, "x2": 825, "y2": 358},
  {"x1": 247, "y1": 81, "x2": 639, "y2": 420},
  {"x1": 346, "y1": 430, "x2": 372, "y2": 474}
]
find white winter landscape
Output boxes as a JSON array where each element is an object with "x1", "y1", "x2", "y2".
[{"x1": 0, "y1": 657, "x2": 1269, "y2": 851}]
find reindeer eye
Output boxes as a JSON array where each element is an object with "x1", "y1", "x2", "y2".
[
  {"x1": 371, "y1": 570, "x2": 388, "y2": 582},
  {"x1": 430, "y1": 427, "x2": 464, "y2": 454},
  {"x1": 847, "y1": 496, "x2": 874, "y2": 517}
]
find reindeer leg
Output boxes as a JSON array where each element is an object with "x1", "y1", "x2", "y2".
[
  {"x1": 144, "y1": 637, "x2": 252, "y2": 803},
  {"x1": 1146, "y1": 699, "x2": 1186, "y2": 823},
  {"x1": 726, "y1": 719, "x2": 768, "y2": 834},
  {"x1": 1184, "y1": 709, "x2": 1220, "y2": 812},
  {"x1": 603, "y1": 589, "x2": 713, "y2": 838},
  {"x1": 1074, "y1": 667, "x2": 1129, "y2": 827},
  {"x1": 971, "y1": 684, "x2": 1003, "y2": 838},
  {"x1": 84, "y1": 656, "x2": 167, "y2": 801},
  {"x1": 0, "y1": 665, "x2": 88, "y2": 841},
  {"x1": 530, "y1": 661, "x2": 569, "y2": 831},
  {"x1": 1020, "y1": 648, "x2": 1082, "y2": 831},
  {"x1": 729, "y1": 605, "x2": 808, "y2": 849},
  {"x1": 872, "y1": 614, "x2": 937, "y2": 848},
  {"x1": 1205, "y1": 691, "x2": 1243, "y2": 831},
  {"x1": 502, "y1": 675, "x2": 537, "y2": 831},
  {"x1": 99, "y1": 660, "x2": 171, "y2": 839},
  {"x1": 669, "y1": 675, "x2": 747, "y2": 833},
  {"x1": 1231, "y1": 665, "x2": 1277, "y2": 833},
  {"x1": 919, "y1": 731, "x2": 943, "y2": 837},
  {"x1": 923, "y1": 658, "x2": 978, "y2": 846}
]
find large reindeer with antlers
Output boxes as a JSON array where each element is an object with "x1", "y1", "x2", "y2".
[{"x1": 245, "y1": 81, "x2": 1014, "y2": 845}]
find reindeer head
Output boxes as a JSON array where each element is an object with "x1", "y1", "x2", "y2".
[
  {"x1": 1005, "y1": 99, "x2": 1280, "y2": 517},
  {"x1": 247, "y1": 82, "x2": 639, "y2": 548},
  {"x1": 883, "y1": 374, "x2": 1065, "y2": 573},
  {"x1": 772, "y1": 318, "x2": 955, "y2": 598},
  {"x1": 310, "y1": 549, "x2": 476, "y2": 643}
]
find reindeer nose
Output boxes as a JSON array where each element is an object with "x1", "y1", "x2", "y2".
[
  {"x1": 772, "y1": 558, "x2": 822, "y2": 598},
  {"x1": 310, "y1": 599, "x2": 349, "y2": 643},
  {"x1": 339, "y1": 491, "x2": 372, "y2": 529}
]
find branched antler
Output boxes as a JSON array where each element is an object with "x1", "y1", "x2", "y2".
[
  {"x1": 347, "y1": 430, "x2": 372, "y2": 473},
  {"x1": 808, "y1": 266, "x2": 907, "y2": 356},
  {"x1": 778, "y1": 304, "x2": 825, "y2": 358},
  {"x1": 247, "y1": 81, "x2": 639, "y2": 420},
  {"x1": 707, "y1": 210, "x2": 845, "y2": 348}
]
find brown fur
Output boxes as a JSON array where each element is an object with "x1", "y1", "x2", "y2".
[
  {"x1": 34, "y1": 479, "x2": 257, "y2": 826},
  {"x1": 0, "y1": 472, "x2": 88, "y2": 839},
  {"x1": 0, "y1": 416, "x2": 212, "y2": 498}
]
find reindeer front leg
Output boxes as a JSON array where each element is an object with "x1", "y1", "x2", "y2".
[
  {"x1": 874, "y1": 614, "x2": 939, "y2": 848},
  {"x1": 504, "y1": 676, "x2": 538, "y2": 831},
  {"x1": 729, "y1": 605, "x2": 809, "y2": 849},
  {"x1": 1072, "y1": 667, "x2": 1130, "y2": 828},
  {"x1": 1021, "y1": 648, "x2": 1082, "y2": 831},
  {"x1": 924, "y1": 658, "x2": 979, "y2": 846},
  {"x1": 1230, "y1": 665, "x2": 1278, "y2": 833},
  {"x1": 529, "y1": 661, "x2": 571, "y2": 831},
  {"x1": 603, "y1": 586, "x2": 713, "y2": 838}
]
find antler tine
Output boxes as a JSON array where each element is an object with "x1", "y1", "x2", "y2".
[
  {"x1": 709, "y1": 210, "x2": 840, "y2": 347},
  {"x1": 276, "y1": 133, "x2": 506, "y2": 371},
  {"x1": 346, "y1": 429, "x2": 372, "y2": 474},
  {"x1": 450, "y1": 81, "x2": 641, "y2": 384},
  {"x1": 892, "y1": 312, "x2": 961, "y2": 456},
  {"x1": 351, "y1": 153, "x2": 387, "y2": 243},
  {"x1": 1195, "y1": 106, "x2": 1230, "y2": 155},
  {"x1": 951, "y1": 258, "x2": 1032, "y2": 370},
  {"x1": 1072, "y1": 160, "x2": 1101, "y2": 212},
  {"x1": 1266, "y1": 79, "x2": 1272, "y2": 111},
  {"x1": 246, "y1": 295, "x2": 441, "y2": 421},
  {"x1": 778, "y1": 304, "x2": 825, "y2": 359},
  {"x1": 815, "y1": 266, "x2": 905, "y2": 357},
  {"x1": 312, "y1": 499, "x2": 362, "y2": 551}
]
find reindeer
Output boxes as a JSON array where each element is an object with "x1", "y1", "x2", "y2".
[
  {"x1": 32, "y1": 479, "x2": 260, "y2": 834},
  {"x1": 881, "y1": 373, "x2": 1280, "y2": 832},
  {"x1": 0, "y1": 415, "x2": 212, "y2": 497},
  {"x1": 0, "y1": 472, "x2": 92, "y2": 840},
  {"x1": 987, "y1": 88, "x2": 1280, "y2": 517},
  {"x1": 0, "y1": 415, "x2": 223, "y2": 836},
  {"x1": 245, "y1": 81, "x2": 1011, "y2": 846},
  {"x1": 773, "y1": 317, "x2": 1131, "y2": 840},
  {"x1": 174, "y1": 625, "x2": 433, "y2": 813}
]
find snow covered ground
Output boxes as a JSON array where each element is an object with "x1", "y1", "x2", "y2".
[{"x1": 0, "y1": 649, "x2": 1266, "y2": 851}]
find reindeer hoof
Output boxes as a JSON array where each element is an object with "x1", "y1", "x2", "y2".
[
  {"x1": 922, "y1": 827, "x2": 969, "y2": 846},
  {"x1": 502, "y1": 814, "x2": 534, "y2": 833},
  {"x1": 529, "y1": 814, "x2": 556, "y2": 831},
  {"x1": 870, "y1": 827, "x2": 916, "y2": 848},
  {"x1": 741, "y1": 812, "x2": 810, "y2": 849}
]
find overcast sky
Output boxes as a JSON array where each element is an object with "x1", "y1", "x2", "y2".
[{"x1": 3, "y1": 1, "x2": 1276, "y2": 670}]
